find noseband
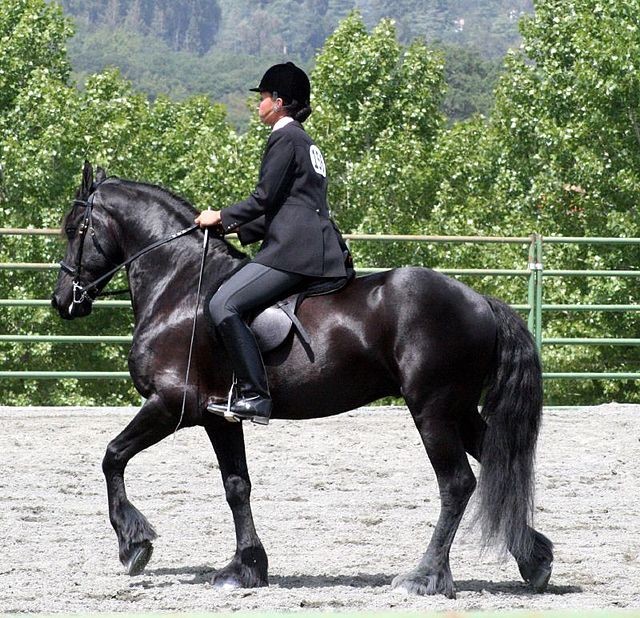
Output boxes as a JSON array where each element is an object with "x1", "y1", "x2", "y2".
[{"x1": 60, "y1": 192, "x2": 199, "y2": 308}]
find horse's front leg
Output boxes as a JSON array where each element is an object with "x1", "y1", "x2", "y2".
[
  {"x1": 102, "y1": 393, "x2": 178, "y2": 575},
  {"x1": 204, "y1": 417, "x2": 268, "y2": 588}
]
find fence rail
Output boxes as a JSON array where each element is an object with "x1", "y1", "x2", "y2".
[{"x1": 1, "y1": 228, "x2": 639, "y2": 385}]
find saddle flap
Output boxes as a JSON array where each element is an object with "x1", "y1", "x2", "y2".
[
  {"x1": 249, "y1": 305, "x2": 294, "y2": 353},
  {"x1": 247, "y1": 276, "x2": 352, "y2": 354}
]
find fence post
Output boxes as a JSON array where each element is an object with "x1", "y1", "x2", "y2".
[
  {"x1": 527, "y1": 234, "x2": 537, "y2": 335},
  {"x1": 527, "y1": 233, "x2": 544, "y2": 350},
  {"x1": 535, "y1": 234, "x2": 544, "y2": 350}
]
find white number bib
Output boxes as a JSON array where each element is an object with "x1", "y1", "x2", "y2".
[{"x1": 309, "y1": 145, "x2": 326, "y2": 177}]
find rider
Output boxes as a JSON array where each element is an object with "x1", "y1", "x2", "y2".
[{"x1": 195, "y1": 62, "x2": 352, "y2": 426}]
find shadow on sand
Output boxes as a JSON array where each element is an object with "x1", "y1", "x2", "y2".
[{"x1": 137, "y1": 567, "x2": 580, "y2": 596}]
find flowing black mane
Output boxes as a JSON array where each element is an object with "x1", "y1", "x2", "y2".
[
  {"x1": 62, "y1": 169, "x2": 245, "y2": 261},
  {"x1": 113, "y1": 179, "x2": 247, "y2": 260},
  {"x1": 116, "y1": 178, "x2": 200, "y2": 217}
]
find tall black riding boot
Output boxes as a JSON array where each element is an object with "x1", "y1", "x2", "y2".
[{"x1": 210, "y1": 314, "x2": 272, "y2": 425}]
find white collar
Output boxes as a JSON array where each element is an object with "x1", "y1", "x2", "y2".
[{"x1": 272, "y1": 116, "x2": 295, "y2": 132}]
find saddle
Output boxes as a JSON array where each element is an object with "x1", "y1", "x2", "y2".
[
  {"x1": 247, "y1": 274, "x2": 352, "y2": 353},
  {"x1": 248, "y1": 294, "x2": 307, "y2": 353}
]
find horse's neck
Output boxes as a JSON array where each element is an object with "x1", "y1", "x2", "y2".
[
  {"x1": 111, "y1": 187, "x2": 196, "y2": 255},
  {"x1": 104, "y1": 184, "x2": 241, "y2": 319}
]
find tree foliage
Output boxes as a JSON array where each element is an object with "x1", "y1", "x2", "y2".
[
  {"x1": 1, "y1": 1, "x2": 638, "y2": 405},
  {"x1": 427, "y1": 0, "x2": 640, "y2": 403},
  {"x1": 309, "y1": 13, "x2": 445, "y2": 241},
  {"x1": 0, "y1": 0, "x2": 72, "y2": 114},
  {"x1": 439, "y1": 45, "x2": 503, "y2": 122}
]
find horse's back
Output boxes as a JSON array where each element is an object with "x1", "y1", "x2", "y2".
[
  {"x1": 301, "y1": 267, "x2": 495, "y2": 356},
  {"x1": 268, "y1": 267, "x2": 496, "y2": 418},
  {"x1": 315, "y1": 266, "x2": 495, "y2": 347},
  {"x1": 386, "y1": 267, "x2": 495, "y2": 338}
]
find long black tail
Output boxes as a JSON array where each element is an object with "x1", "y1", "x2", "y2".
[{"x1": 477, "y1": 296, "x2": 543, "y2": 559}]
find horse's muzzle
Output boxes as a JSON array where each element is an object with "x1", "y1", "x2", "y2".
[
  {"x1": 51, "y1": 291, "x2": 91, "y2": 320},
  {"x1": 51, "y1": 292, "x2": 72, "y2": 320}
]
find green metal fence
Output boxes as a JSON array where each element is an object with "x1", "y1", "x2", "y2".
[{"x1": 1, "y1": 228, "x2": 639, "y2": 383}]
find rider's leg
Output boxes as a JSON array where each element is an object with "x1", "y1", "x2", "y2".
[
  {"x1": 208, "y1": 262, "x2": 304, "y2": 424},
  {"x1": 215, "y1": 314, "x2": 272, "y2": 422}
]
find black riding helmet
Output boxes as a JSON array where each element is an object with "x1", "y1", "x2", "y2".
[{"x1": 250, "y1": 62, "x2": 310, "y2": 106}]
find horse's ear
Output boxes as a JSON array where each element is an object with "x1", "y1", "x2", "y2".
[
  {"x1": 95, "y1": 166, "x2": 107, "y2": 184},
  {"x1": 82, "y1": 160, "x2": 93, "y2": 196}
]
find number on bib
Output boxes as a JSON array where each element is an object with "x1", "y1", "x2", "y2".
[{"x1": 309, "y1": 145, "x2": 326, "y2": 177}]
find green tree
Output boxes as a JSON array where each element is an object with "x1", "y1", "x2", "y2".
[
  {"x1": 0, "y1": 0, "x2": 245, "y2": 405},
  {"x1": 59, "y1": 0, "x2": 222, "y2": 54},
  {"x1": 2, "y1": 1, "x2": 639, "y2": 405},
  {"x1": 427, "y1": 0, "x2": 640, "y2": 247},
  {"x1": 439, "y1": 44, "x2": 503, "y2": 121},
  {"x1": 430, "y1": 0, "x2": 640, "y2": 403},
  {"x1": 0, "y1": 0, "x2": 73, "y2": 114},
  {"x1": 309, "y1": 11, "x2": 445, "y2": 250}
]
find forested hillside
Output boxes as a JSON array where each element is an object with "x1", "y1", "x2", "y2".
[
  {"x1": 58, "y1": 0, "x2": 530, "y2": 125},
  {"x1": 60, "y1": 0, "x2": 532, "y2": 57},
  {"x1": 59, "y1": 0, "x2": 222, "y2": 53}
]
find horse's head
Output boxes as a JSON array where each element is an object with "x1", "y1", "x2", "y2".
[{"x1": 51, "y1": 161, "x2": 121, "y2": 320}]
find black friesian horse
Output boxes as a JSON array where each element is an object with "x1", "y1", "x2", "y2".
[{"x1": 51, "y1": 163, "x2": 553, "y2": 598}]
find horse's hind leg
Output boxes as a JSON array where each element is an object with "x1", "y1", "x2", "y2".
[
  {"x1": 460, "y1": 405, "x2": 553, "y2": 591},
  {"x1": 392, "y1": 392, "x2": 476, "y2": 599},
  {"x1": 203, "y1": 416, "x2": 268, "y2": 588},
  {"x1": 102, "y1": 393, "x2": 177, "y2": 575}
]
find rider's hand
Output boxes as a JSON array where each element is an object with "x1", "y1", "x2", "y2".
[{"x1": 195, "y1": 209, "x2": 222, "y2": 228}]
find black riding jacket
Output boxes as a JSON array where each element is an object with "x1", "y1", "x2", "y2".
[{"x1": 220, "y1": 121, "x2": 348, "y2": 278}]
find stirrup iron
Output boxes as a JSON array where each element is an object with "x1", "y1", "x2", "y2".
[{"x1": 207, "y1": 376, "x2": 241, "y2": 423}]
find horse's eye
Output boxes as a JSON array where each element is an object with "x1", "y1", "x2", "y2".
[{"x1": 65, "y1": 226, "x2": 76, "y2": 239}]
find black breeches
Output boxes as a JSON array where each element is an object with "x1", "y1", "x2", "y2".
[{"x1": 209, "y1": 262, "x2": 306, "y2": 327}]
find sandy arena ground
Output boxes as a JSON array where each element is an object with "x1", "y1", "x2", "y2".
[{"x1": 1, "y1": 404, "x2": 639, "y2": 613}]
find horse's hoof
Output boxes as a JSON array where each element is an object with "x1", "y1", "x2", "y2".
[
  {"x1": 527, "y1": 563, "x2": 552, "y2": 592},
  {"x1": 211, "y1": 576, "x2": 242, "y2": 590},
  {"x1": 126, "y1": 540, "x2": 153, "y2": 576},
  {"x1": 210, "y1": 567, "x2": 244, "y2": 590},
  {"x1": 391, "y1": 572, "x2": 456, "y2": 599},
  {"x1": 209, "y1": 558, "x2": 268, "y2": 589}
]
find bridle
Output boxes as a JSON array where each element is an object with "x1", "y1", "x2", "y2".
[
  {"x1": 60, "y1": 194, "x2": 116, "y2": 305},
  {"x1": 60, "y1": 191, "x2": 199, "y2": 309}
]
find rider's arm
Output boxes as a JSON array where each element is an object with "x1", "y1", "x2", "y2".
[{"x1": 219, "y1": 131, "x2": 294, "y2": 233}]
